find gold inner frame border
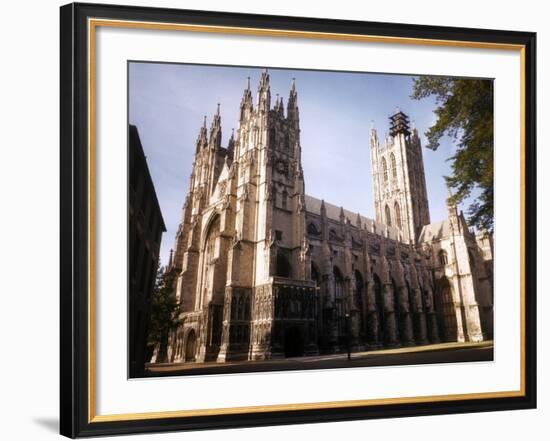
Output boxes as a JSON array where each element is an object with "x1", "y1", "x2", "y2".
[{"x1": 87, "y1": 17, "x2": 527, "y2": 424}]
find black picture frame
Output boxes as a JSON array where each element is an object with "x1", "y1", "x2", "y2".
[{"x1": 60, "y1": 2, "x2": 537, "y2": 438}]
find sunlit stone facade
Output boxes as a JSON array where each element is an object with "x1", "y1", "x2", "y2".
[{"x1": 163, "y1": 71, "x2": 493, "y2": 363}]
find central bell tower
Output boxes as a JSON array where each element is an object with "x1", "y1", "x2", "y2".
[{"x1": 370, "y1": 111, "x2": 431, "y2": 243}]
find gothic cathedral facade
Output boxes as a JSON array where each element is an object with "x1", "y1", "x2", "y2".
[{"x1": 163, "y1": 70, "x2": 494, "y2": 364}]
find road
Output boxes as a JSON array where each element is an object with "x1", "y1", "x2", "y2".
[{"x1": 145, "y1": 341, "x2": 493, "y2": 377}]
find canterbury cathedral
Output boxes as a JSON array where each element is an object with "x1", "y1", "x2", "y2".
[{"x1": 161, "y1": 70, "x2": 494, "y2": 364}]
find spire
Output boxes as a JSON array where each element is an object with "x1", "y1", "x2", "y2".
[
  {"x1": 356, "y1": 212, "x2": 362, "y2": 228},
  {"x1": 287, "y1": 77, "x2": 299, "y2": 121},
  {"x1": 240, "y1": 76, "x2": 253, "y2": 120},
  {"x1": 168, "y1": 249, "x2": 174, "y2": 268},
  {"x1": 259, "y1": 68, "x2": 270, "y2": 89},
  {"x1": 411, "y1": 119, "x2": 419, "y2": 140},
  {"x1": 209, "y1": 103, "x2": 222, "y2": 149},
  {"x1": 320, "y1": 199, "x2": 327, "y2": 218},
  {"x1": 227, "y1": 128, "x2": 235, "y2": 154},
  {"x1": 339, "y1": 206, "x2": 345, "y2": 223},
  {"x1": 257, "y1": 68, "x2": 270, "y2": 112},
  {"x1": 370, "y1": 124, "x2": 378, "y2": 149},
  {"x1": 446, "y1": 185, "x2": 461, "y2": 233},
  {"x1": 274, "y1": 94, "x2": 284, "y2": 117},
  {"x1": 195, "y1": 115, "x2": 208, "y2": 153}
]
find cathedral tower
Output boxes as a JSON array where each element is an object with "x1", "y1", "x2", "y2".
[{"x1": 370, "y1": 111, "x2": 430, "y2": 243}]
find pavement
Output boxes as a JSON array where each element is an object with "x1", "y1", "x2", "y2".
[{"x1": 145, "y1": 340, "x2": 494, "y2": 377}]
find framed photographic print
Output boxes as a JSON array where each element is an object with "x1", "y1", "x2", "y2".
[{"x1": 60, "y1": 2, "x2": 537, "y2": 438}]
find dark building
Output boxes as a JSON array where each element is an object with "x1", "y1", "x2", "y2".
[{"x1": 129, "y1": 125, "x2": 166, "y2": 377}]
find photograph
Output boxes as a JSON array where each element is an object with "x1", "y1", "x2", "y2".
[{"x1": 128, "y1": 63, "x2": 495, "y2": 378}]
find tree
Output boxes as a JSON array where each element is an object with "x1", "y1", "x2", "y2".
[
  {"x1": 411, "y1": 76, "x2": 494, "y2": 232},
  {"x1": 147, "y1": 266, "x2": 181, "y2": 362}
]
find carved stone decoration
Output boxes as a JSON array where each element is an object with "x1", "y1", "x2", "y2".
[
  {"x1": 221, "y1": 194, "x2": 232, "y2": 211},
  {"x1": 265, "y1": 229, "x2": 276, "y2": 250},
  {"x1": 265, "y1": 183, "x2": 273, "y2": 201},
  {"x1": 232, "y1": 229, "x2": 242, "y2": 249},
  {"x1": 300, "y1": 236, "x2": 310, "y2": 262},
  {"x1": 275, "y1": 159, "x2": 288, "y2": 176},
  {"x1": 296, "y1": 193, "x2": 305, "y2": 213}
]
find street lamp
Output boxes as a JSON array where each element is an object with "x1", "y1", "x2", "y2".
[{"x1": 345, "y1": 313, "x2": 351, "y2": 361}]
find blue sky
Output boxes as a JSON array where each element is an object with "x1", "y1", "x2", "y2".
[{"x1": 129, "y1": 62, "x2": 474, "y2": 266}]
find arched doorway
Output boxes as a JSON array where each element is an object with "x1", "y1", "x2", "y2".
[
  {"x1": 435, "y1": 277, "x2": 458, "y2": 342},
  {"x1": 184, "y1": 329, "x2": 197, "y2": 362},
  {"x1": 284, "y1": 326, "x2": 304, "y2": 357}
]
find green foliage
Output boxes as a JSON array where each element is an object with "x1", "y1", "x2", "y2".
[
  {"x1": 147, "y1": 266, "x2": 181, "y2": 347},
  {"x1": 411, "y1": 76, "x2": 494, "y2": 232}
]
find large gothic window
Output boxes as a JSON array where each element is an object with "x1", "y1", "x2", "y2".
[
  {"x1": 394, "y1": 202, "x2": 402, "y2": 230},
  {"x1": 390, "y1": 153, "x2": 397, "y2": 180},
  {"x1": 382, "y1": 157, "x2": 388, "y2": 183},
  {"x1": 201, "y1": 215, "x2": 220, "y2": 306},
  {"x1": 385, "y1": 204, "x2": 392, "y2": 226}
]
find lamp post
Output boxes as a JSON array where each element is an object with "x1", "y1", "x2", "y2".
[{"x1": 345, "y1": 313, "x2": 351, "y2": 361}]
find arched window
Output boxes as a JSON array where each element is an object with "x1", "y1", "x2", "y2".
[
  {"x1": 385, "y1": 204, "x2": 392, "y2": 226},
  {"x1": 307, "y1": 222, "x2": 320, "y2": 236},
  {"x1": 394, "y1": 202, "x2": 402, "y2": 229},
  {"x1": 439, "y1": 249, "x2": 448, "y2": 266},
  {"x1": 390, "y1": 153, "x2": 397, "y2": 179},
  {"x1": 201, "y1": 215, "x2": 221, "y2": 306},
  {"x1": 382, "y1": 157, "x2": 388, "y2": 183}
]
